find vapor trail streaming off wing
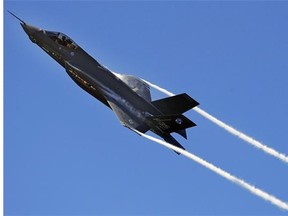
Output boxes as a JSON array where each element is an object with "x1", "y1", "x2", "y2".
[
  {"x1": 132, "y1": 129, "x2": 288, "y2": 211},
  {"x1": 141, "y1": 79, "x2": 288, "y2": 164}
]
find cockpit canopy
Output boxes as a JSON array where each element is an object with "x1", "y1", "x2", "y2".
[{"x1": 46, "y1": 31, "x2": 78, "y2": 50}]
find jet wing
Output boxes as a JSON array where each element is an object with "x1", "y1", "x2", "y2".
[{"x1": 106, "y1": 100, "x2": 150, "y2": 133}]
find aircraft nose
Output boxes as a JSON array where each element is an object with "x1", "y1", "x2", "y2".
[{"x1": 21, "y1": 23, "x2": 41, "y2": 35}]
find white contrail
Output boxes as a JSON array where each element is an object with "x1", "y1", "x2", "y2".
[
  {"x1": 141, "y1": 79, "x2": 288, "y2": 164},
  {"x1": 193, "y1": 107, "x2": 288, "y2": 164},
  {"x1": 132, "y1": 129, "x2": 288, "y2": 211}
]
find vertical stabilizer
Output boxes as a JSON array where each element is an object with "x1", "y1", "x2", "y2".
[{"x1": 163, "y1": 135, "x2": 185, "y2": 155}]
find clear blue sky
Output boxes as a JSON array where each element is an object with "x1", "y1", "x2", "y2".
[{"x1": 4, "y1": 1, "x2": 288, "y2": 215}]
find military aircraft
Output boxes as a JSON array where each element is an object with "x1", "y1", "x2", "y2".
[{"x1": 9, "y1": 11, "x2": 199, "y2": 153}]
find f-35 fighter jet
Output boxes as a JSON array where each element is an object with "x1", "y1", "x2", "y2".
[{"x1": 10, "y1": 11, "x2": 199, "y2": 153}]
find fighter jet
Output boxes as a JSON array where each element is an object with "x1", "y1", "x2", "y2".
[{"x1": 9, "y1": 11, "x2": 199, "y2": 153}]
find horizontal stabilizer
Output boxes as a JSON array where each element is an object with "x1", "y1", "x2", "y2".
[
  {"x1": 147, "y1": 114, "x2": 196, "y2": 134},
  {"x1": 151, "y1": 93, "x2": 199, "y2": 115}
]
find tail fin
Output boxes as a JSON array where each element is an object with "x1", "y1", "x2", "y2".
[
  {"x1": 147, "y1": 114, "x2": 196, "y2": 134},
  {"x1": 175, "y1": 129, "x2": 187, "y2": 139},
  {"x1": 151, "y1": 93, "x2": 199, "y2": 115},
  {"x1": 163, "y1": 135, "x2": 185, "y2": 155}
]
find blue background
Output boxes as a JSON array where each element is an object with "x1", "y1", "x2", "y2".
[{"x1": 4, "y1": 1, "x2": 288, "y2": 215}]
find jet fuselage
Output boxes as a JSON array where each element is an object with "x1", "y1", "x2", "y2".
[{"x1": 14, "y1": 17, "x2": 199, "y2": 152}]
